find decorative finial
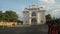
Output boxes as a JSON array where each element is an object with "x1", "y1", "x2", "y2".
[
  {"x1": 32, "y1": 4, "x2": 36, "y2": 6},
  {"x1": 40, "y1": 7, "x2": 43, "y2": 8},
  {"x1": 32, "y1": 3, "x2": 36, "y2": 8}
]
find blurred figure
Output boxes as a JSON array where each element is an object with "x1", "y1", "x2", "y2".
[
  {"x1": 48, "y1": 20, "x2": 58, "y2": 34},
  {"x1": 51, "y1": 24, "x2": 58, "y2": 34},
  {"x1": 48, "y1": 21, "x2": 52, "y2": 34},
  {"x1": 48, "y1": 23, "x2": 52, "y2": 34},
  {"x1": 57, "y1": 25, "x2": 60, "y2": 34}
]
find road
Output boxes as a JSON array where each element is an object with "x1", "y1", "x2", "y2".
[{"x1": 0, "y1": 24, "x2": 48, "y2": 34}]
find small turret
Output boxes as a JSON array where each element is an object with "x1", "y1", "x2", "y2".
[
  {"x1": 40, "y1": 6, "x2": 45, "y2": 10},
  {"x1": 31, "y1": 4, "x2": 36, "y2": 8}
]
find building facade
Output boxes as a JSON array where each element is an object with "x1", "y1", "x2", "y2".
[{"x1": 23, "y1": 4, "x2": 46, "y2": 25}]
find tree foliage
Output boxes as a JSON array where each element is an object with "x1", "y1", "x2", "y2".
[
  {"x1": 5, "y1": 10, "x2": 18, "y2": 22},
  {"x1": 0, "y1": 10, "x2": 18, "y2": 22},
  {"x1": 46, "y1": 14, "x2": 52, "y2": 20},
  {"x1": 17, "y1": 20, "x2": 23, "y2": 24},
  {"x1": 0, "y1": 11, "x2": 3, "y2": 21},
  {"x1": 45, "y1": 14, "x2": 52, "y2": 24}
]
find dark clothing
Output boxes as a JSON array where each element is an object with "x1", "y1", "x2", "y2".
[
  {"x1": 52, "y1": 26, "x2": 57, "y2": 34},
  {"x1": 58, "y1": 31, "x2": 60, "y2": 34},
  {"x1": 48, "y1": 23, "x2": 58, "y2": 34},
  {"x1": 48, "y1": 24, "x2": 52, "y2": 34}
]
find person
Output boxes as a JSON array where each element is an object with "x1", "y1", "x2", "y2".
[
  {"x1": 57, "y1": 25, "x2": 60, "y2": 34},
  {"x1": 51, "y1": 24, "x2": 58, "y2": 34},
  {"x1": 48, "y1": 21, "x2": 52, "y2": 34}
]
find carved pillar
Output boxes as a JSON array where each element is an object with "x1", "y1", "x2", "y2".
[
  {"x1": 29, "y1": 11, "x2": 31, "y2": 24},
  {"x1": 37, "y1": 11, "x2": 40, "y2": 24}
]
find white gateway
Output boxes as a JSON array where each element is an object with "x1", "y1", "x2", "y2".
[{"x1": 23, "y1": 4, "x2": 46, "y2": 25}]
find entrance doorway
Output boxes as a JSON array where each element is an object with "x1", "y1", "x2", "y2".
[{"x1": 31, "y1": 18, "x2": 37, "y2": 25}]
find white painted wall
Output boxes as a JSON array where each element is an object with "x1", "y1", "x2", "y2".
[{"x1": 23, "y1": 7, "x2": 46, "y2": 25}]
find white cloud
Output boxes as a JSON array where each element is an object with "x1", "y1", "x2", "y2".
[
  {"x1": 39, "y1": 0, "x2": 60, "y2": 18},
  {"x1": 51, "y1": 9, "x2": 60, "y2": 18},
  {"x1": 39, "y1": 0, "x2": 55, "y2": 6}
]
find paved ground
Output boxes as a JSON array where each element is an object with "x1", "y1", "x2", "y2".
[{"x1": 0, "y1": 24, "x2": 48, "y2": 34}]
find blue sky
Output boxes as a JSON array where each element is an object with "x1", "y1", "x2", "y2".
[{"x1": 0, "y1": 0, "x2": 60, "y2": 20}]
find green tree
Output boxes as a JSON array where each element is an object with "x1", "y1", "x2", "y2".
[
  {"x1": 46, "y1": 14, "x2": 52, "y2": 20},
  {"x1": 17, "y1": 20, "x2": 23, "y2": 24},
  {"x1": 5, "y1": 10, "x2": 18, "y2": 22},
  {"x1": 0, "y1": 11, "x2": 4, "y2": 21}
]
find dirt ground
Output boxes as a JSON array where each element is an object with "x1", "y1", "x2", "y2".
[{"x1": 0, "y1": 24, "x2": 48, "y2": 34}]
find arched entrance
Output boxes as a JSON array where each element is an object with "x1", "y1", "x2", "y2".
[{"x1": 31, "y1": 18, "x2": 37, "y2": 25}]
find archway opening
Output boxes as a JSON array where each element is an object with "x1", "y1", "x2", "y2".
[{"x1": 31, "y1": 18, "x2": 37, "y2": 25}]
